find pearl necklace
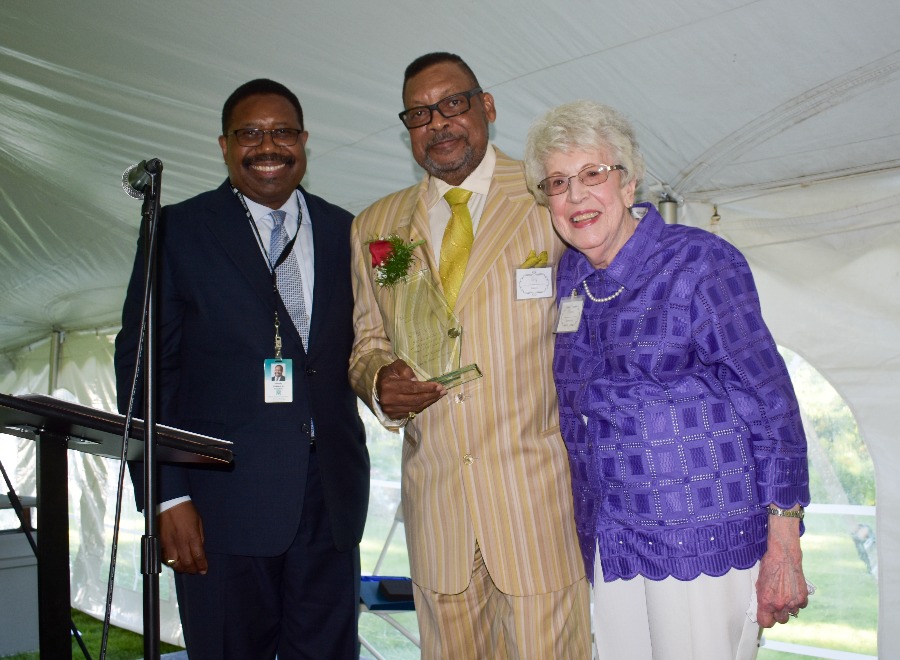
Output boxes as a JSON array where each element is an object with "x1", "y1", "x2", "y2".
[{"x1": 576, "y1": 279, "x2": 624, "y2": 303}]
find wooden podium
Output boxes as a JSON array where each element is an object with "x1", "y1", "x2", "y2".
[{"x1": 0, "y1": 392, "x2": 232, "y2": 659}]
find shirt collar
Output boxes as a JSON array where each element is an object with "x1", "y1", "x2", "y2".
[{"x1": 243, "y1": 189, "x2": 302, "y2": 224}]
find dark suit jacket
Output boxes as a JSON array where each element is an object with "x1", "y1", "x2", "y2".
[{"x1": 115, "y1": 181, "x2": 369, "y2": 556}]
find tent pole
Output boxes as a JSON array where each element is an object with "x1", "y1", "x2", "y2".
[
  {"x1": 48, "y1": 331, "x2": 63, "y2": 394},
  {"x1": 658, "y1": 198, "x2": 679, "y2": 224}
]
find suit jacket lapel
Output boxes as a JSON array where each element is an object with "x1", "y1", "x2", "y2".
[
  {"x1": 203, "y1": 181, "x2": 275, "y2": 304},
  {"x1": 202, "y1": 181, "x2": 307, "y2": 355},
  {"x1": 454, "y1": 150, "x2": 535, "y2": 311},
  {"x1": 395, "y1": 178, "x2": 439, "y2": 283},
  {"x1": 306, "y1": 189, "x2": 338, "y2": 353}
]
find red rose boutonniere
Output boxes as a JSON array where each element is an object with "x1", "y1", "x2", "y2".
[{"x1": 366, "y1": 235, "x2": 425, "y2": 287}]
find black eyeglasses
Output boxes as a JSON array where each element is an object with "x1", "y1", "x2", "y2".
[
  {"x1": 537, "y1": 164, "x2": 626, "y2": 196},
  {"x1": 226, "y1": 128, "x2": 304, "y2": 147},
  {"x1": 399, "y1": 88, "x2": 483, "y2": 129}
]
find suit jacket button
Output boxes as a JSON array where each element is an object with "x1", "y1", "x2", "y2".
[
  {"x1": 306, "y1": 368, "x2": 316, "y2": 376},
  {"x1": 302, "y1": 423, "x2": 310, "y2": 435}
]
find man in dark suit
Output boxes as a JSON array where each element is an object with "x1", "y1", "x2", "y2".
[{"x1": 115, "y1": 79, "x2": 369, "y2": 659}]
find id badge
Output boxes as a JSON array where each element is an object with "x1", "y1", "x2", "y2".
[
  {"x1": 515, "y1": 267, "x2": 553, "y2": 300},
  {"x1": 265, "y1": 358, "x2": 293, "y2": 403},
  {"x1": 554, "y1": 295, "x2": 584, "y2": 333}
]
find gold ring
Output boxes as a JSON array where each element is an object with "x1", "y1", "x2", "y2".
[
  {"x1": 165, "y1": 558, "x2": 178, "y2": 566},
  {"x1": 408, "y1": 411, "x2": 416, "y2": 420}
]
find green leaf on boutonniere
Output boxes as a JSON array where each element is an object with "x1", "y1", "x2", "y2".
[{"x1": 366, "y1": 235, "x2": 425, "y2": 287}]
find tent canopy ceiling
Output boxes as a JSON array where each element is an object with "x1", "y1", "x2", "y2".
[{"x1": 2, "y1": 0, "x2": 900, "y2": 352}]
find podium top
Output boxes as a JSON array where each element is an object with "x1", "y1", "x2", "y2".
[{"x1": 0, "y1": 392, "x2": 232, "y2": 465}]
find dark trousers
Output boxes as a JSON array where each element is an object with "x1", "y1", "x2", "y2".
[{"x1": 174, "y1": 454, "x2": 361, "y2": 659}]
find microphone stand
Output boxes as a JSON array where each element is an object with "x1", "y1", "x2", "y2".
[{"x1": 138, "y1": 160, "x2": 163, "y2": 659}]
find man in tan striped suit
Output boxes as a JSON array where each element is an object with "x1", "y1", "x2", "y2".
[{"x1": 349, "y1": 52, "x2": 590, "y2": 658}]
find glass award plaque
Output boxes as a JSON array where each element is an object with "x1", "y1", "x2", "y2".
[{"x1": 392, "y1": 270, "x2": 482, "y2": 389}]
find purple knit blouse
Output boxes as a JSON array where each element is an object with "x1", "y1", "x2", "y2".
[{"x1": 553, "y1": 203, "x2": 810, "y2": 583}]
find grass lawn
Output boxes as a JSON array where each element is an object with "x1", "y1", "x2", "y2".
[{"x1": 0, "y1": 609, "x2": 183, "y2": 660}]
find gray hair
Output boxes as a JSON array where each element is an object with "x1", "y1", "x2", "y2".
[{"x1": 524, "y1": 100, "x2": 645, "y2": 206}]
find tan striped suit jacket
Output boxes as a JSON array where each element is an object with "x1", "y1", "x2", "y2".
[{"x1": 349, "y1": 148, "x2": 584, "y2": 596}]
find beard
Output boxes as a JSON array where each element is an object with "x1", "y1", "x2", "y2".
[{"x1": 421, "y1": 131, "x2": 486, "y2": 183}]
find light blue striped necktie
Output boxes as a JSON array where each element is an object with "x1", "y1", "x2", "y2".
[{"x1": 269, "y1": 210, "x2": 310, "y2": 348}]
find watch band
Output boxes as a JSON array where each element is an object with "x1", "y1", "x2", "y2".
[{"x1": 767, "y1": 505, "x2": 805, "y2": 520}]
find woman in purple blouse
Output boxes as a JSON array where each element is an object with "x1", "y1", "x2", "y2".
[{"x1": 524, "y1": 101, "x2": 810, "y2": 660}]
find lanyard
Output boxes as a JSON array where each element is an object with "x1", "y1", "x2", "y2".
[
  {"x1": 231, "y1": 185, "x2": 303, "y2": 273},
  {"x1": 230, "y1": 184, "x2": 304, "y2": 358}
]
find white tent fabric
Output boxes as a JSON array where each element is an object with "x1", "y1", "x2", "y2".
[
  {"x1": 0, "y1": 331, "x2": 186, "y2": 644},
  {"x1": 1, "y1": 0, "x2": 899, "y2": 654},
  {"x1": 693, "y1": 186, "x2": 900, "y2": 658}
]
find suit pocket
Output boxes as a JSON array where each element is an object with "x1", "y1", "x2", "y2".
[{"x1": 539, "y1": 424, "x2": 562, "y2": 440}]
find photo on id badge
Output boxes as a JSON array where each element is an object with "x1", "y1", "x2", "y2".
[{"x1": 265, "y1": 358, "x2": 293, "y2": 402}]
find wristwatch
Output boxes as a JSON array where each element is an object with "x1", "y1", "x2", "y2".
[{"x1": 767, "y1": 505, "x2": 805, "y2": 520}]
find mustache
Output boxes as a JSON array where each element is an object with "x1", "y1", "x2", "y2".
[
  {"x1": 242, "y1": 154, "x2": 294, "y2": 168},
  {"x1": 426, "y1": 130, "x2": 464, "y2": 149}
]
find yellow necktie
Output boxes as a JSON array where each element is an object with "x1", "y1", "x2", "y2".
[{"x1": 439, "y1": 188, "x2": 474, "y2": 310}]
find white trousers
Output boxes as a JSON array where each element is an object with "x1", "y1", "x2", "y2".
[{"x1": 593, "y1": 545, "x2": 761, "y2": 660}]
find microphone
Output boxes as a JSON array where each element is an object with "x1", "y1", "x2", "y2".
[{"x1": 121, "y1": 159, "x2": 163, "y2": 199}]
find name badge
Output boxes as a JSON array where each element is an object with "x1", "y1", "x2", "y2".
[
  {"x1": 515, "y1": 267, "x2": 553, "y2": 300},
  {"x1": 554, "y1": 295, "x2": 584, "y2": 333},
  {"x1": 265, "y1": 358, "x2": 293, "y2": 403}
]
